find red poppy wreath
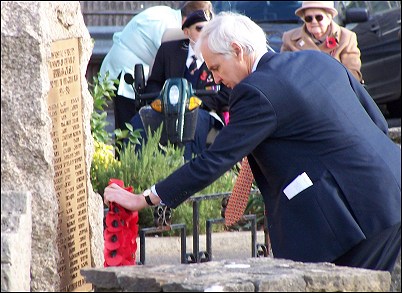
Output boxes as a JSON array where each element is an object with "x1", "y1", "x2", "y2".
[{"x1": 104, "y1": 178, "x2": 139, "y2": 267}]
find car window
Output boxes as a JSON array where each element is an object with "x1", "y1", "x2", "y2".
[
  {"x1": 338, "y1": 1, "x2": 401, "y2": 16},
  {"x1": 341, "y1": 1, "x2": 367, "y2": 9},
  {"x1": 370, "y1": 1, "x2": 399, "y2": 13},
  {"x1": 213, "y1": 1, "x2": 302, "y2": 23}
]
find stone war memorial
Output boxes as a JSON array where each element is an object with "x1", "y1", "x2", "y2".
[
  {"x1": 1, "y1": 2, "x2": 103, "y2": 291},
  {"x1": 0, "y1": 1, "x2": 400, "y2": 292}
]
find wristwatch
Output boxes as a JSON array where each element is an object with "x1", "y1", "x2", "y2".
[{"x1": 143, "y1": 189, "x2": 155, "y2": 206}]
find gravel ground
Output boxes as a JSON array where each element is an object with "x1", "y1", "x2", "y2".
[{"x1": 135, "y1": 231, "x2": 266, "y2": 265}]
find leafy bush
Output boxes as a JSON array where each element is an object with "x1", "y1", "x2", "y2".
[
  {"x1": 91, "y1": 123, "x2": 237, "y2": 234},
  {"x1": 89, "y1": 71, "x2": 117, "y2": 144},
  {"x1": 90, "y1": 140, "x2": 120, "y2": 194},
  {"x1": 88, "y1": 71, "x2": 263, "y2": 236}
]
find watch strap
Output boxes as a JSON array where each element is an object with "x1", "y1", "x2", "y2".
[
  {"x1": 143, "y1": 189, "x2": 155, "y2": 206},
  {"x1": 144, "y1": 195, "x2": 155, "y2": 206}
]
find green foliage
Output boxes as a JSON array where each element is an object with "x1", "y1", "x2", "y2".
[
  {"x1": 89, "y1": 71, "x2": 118, "y2": 145},
  {"x1": 91, "y1": 122, "x2": 238, "y2": 234},
  {"x1": 118, "y1": 126, "x2": 185, "y2": 192},
  {"x1": 114, "y1": 123, "x2": 142, "y2": 150},
  {"x1": 88, "y1": 71, "x2": 141, "y2": 150},
  {"x1": 88, "y1": 70, "x2": 258, "y2": 236},
  {"x1": 172, "y1": 171, "x2": 237, "y2": 235},
  {"x1": 243, "y1": 191, "x2": 265, "y2": 230},
  {"x1": 90, "y1": 140, "x2": 120, "y2": 194},
  {"x1": 91, "y1": 124, "x2": 184, "y2": 227}
]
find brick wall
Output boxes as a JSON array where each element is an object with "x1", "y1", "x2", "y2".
[{"x1": 80, "y1": 1, "x2": 184, "y2": 26}]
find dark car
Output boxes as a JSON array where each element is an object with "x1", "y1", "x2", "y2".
[
  {"x1": 212, "y1": 1, "x2": 401, "y2": 117},
  {"x1": 337, "y1": 1, "x2": 401, "y2": 117}
]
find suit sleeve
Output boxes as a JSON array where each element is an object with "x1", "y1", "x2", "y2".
[
  {"x1": 346, "y1": 69, "x2": 388, "y2": 134},
  {"x1": 154, "y1": 81, "x2": 277, "y2": 208}
]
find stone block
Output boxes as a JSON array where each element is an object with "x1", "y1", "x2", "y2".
[
  {"x1": 1, "y1": 2, "x2": 101, "y2": 291},
  {"x1": 81, "y1": 257, "x2": 391, "y2": 292},
  {"x1": 0, "y1": 191, "x2": 32, "y2": 292}
]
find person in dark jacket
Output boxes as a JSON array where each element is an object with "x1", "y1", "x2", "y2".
[
  {"x1": 105, "y1": 12, "x2": 401, "y2": 272},
  {"x1": 100, "y1": 1, "x2": 214, "y2": 133},
  {"x1": 128, "y1": 9, "x2": 230, "y2": 160}
]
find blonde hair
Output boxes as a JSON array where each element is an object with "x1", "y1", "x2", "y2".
[{"x1": 180, "y1": 1, "x2": 213, "y2": 17}]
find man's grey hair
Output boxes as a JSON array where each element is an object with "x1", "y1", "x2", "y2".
[{"x1": 195, "y1": 11, "x2": 268, "y2": 58}]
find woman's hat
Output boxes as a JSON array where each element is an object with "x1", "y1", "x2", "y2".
[
  {"x1": 182, "y1": 9, "x2": 212, "y2": 30},
  {"x1": 295, "y1": 1, "x2": 338, "y2": 18}
]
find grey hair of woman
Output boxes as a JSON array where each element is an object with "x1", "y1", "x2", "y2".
[{"x1": 194, "y1": 11, "x2": 268, "y2": 58}]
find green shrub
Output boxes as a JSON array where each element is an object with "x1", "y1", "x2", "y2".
[
  {"x1": 88, "y1": 71, "x2": 263, "y2": 236},
  {"x1": 91, "y1": 123, "x2": 237, "y2": 234},
  {"x1": 172, "y1": 170, "x2": 237, "y2": 236},
  {"x1": 89, "y1": 71, "x2": 117, "y2": 145}
]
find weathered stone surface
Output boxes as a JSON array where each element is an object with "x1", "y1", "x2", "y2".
[
  {"x1": 390, "y1": 251, "x2": 401, "y2": 292},
  {"x1": 388, "y1": 127, "x2": 401, "y2": 145},
  {"x1": 0, "y1": 191, "x2": 32, "y2": 292},
  {"x1": 81, "y1": 257, "x2": 391, "y2": 292},
  {"x1": 1, "y1": 1, "x2": 102, "y2": 291}
]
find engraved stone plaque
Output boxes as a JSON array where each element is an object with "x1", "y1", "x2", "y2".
[{"x1": 47, "y1": 38, "x2": 92, "y2": 292}]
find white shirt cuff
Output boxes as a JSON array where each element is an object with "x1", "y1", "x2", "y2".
[{"x1": 151, "y1": 185, "x2": 164, "y2": 205}]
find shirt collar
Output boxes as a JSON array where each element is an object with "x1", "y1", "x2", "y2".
[
  {"x1": 187, "y1": 45, "x2": 204, "y2": 67},
  {"x1": 189, "y1": 45, "x2": 204, "y2": 62},
  {"x1": 252, "y1": 51, "x2": 267, "y2": 72}
]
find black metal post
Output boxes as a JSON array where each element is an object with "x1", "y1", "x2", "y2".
[
  {"x1": 192, "y1": 201, "x2": 200, "y2": 262},
  {"x1": 138, "y1": 223, "x2": 187, "y2": 265}
]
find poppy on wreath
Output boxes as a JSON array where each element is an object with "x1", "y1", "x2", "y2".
[{"x1": 104, "y1": 178, "x2": 139, "y2": 267}]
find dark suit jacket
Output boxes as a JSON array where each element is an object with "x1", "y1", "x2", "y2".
[
  {"x1": 155, "y1": 50, "x2": 401, "y2": 263},
  {"x1": 145, "y1": 39, "x2": 230, "y2": 115}
]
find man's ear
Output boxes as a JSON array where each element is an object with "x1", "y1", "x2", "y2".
[{"x1": 231, "y1": 42, "x2": 243, "y2": 59}]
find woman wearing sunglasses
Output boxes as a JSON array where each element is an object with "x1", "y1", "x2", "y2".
[{"x1": 281, "y1": 1, "x2": 363, "y2": 83}]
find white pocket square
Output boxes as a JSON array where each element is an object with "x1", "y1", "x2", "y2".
[{"x1": 283, "y1": 172, "x2": 313, "y2": 200}]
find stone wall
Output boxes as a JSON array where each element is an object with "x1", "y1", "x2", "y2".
[
  {"x1": 81, "y1": 257, "x2": 392, "y2": 292},
  {"x1": 1, "y1": 1, "x2": 103, "y2": 291}
]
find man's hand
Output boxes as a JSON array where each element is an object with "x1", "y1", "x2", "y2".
[{"x1": 104, "y1": 183, "x2": 148, "y2": 211}]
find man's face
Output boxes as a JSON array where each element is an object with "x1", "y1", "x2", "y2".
[{"x1": 200, "y1": 40, "x2": 249, "y2": 89}]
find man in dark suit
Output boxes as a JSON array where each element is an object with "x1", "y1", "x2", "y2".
[
  {"x1": 129, "y1": 9, "x2": 230, "y2": 160},
  {"x1": 105, "y1": 12, "x2": 401, "y2": 272}
]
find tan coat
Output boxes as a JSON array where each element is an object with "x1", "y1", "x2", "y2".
[{"x1": 281, "y1": 21, "x2": 363, "y2": 82}]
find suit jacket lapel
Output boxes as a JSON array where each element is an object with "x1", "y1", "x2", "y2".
[{"x1": 172, "y1": 39, "x2": 190, "y2": 77}]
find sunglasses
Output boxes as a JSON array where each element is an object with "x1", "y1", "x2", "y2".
[
  {"x1": 304, "y1": 14, "x2": 324, "y2": 23},
  {"x1": 195, "y1": 25, "x2": 204, "y2": 32}
]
